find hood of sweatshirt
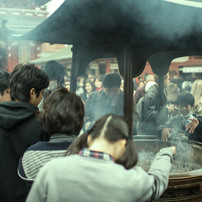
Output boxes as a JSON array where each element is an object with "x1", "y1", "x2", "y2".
[{"x1": 0, "y1": 101, "x2": 38, "y2": 130}]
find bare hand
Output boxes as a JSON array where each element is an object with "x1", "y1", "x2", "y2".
[
  {"x1": 186, "y1": 118, "x2": 199, "y2": 134},
  {"x1": 170, "y1": 146, "x2": 176, "y2": 155},
  {"x1": 161, "y1": 128, "x2": 172, "y2": 142},
  {"x1": 166, "y1": 104, "x2": 176, "y2": 113}
]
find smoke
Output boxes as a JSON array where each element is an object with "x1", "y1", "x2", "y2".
[
  {"x1": 62, "y1": 0, "x2": 202, "y2": 46},
  {"x1": 137, "y1": 138, "x2": 197, "y2": 174},
  {"x1": 119, "y1": 0, "x2": 202, "y2": 42}
]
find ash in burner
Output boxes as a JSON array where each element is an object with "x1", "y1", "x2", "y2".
[{"x1": 137, "y1": 151, "x2": 201, "y2": 173}]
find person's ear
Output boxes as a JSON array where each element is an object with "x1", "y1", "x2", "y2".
[
  {"x1": 29, "y1": 88, "x2": 36, "y2": 100},
  {"x1": 120, "y1": 139, "x2": 127, "y2": 149}
]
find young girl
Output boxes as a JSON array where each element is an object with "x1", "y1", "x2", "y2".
[{"x1": 27, "y1": 114, "x2": 176, "y2": 202}]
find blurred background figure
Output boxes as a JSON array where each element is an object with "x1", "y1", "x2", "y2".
[
  {"x1": 137, "y1": 74, "x2": 175, "y2": 136},
  {"x1": 191, "y1": 79, "x2": 202, "y2": 116},
  {"x1": 181, "y1": 81, "x2": 193, "y2": 93},
  {"x1": 42, "y1": 60, "x2": 65, "y2": 93},
  {"x1": 161, "y1": 92, "x2": 202, "y2": 142},
  {"x1": 165, "y1": 82, "x2": 179, "y2": 105},
  {"x1": 134, "y1": 74, "x2": 155, "y2": 105},
  {"x1": 0, "y1": 70, "x2": 11, "y2": 103},
  {"x1": 76, "y1": 76, "x2": 85, "y2": 96},
  {"x1": 86, "y1": 70, "x2": 95, "y2": 83},
  {"x1": 94, "y1": 75, "x2": 103, "y2": 91},
  {"x1": 191, "y1": 73, "x2": 201, "y2": 82},
  {"x1": 84, "y1": 73, "x2": 123, "y2": 131},
  {"x1": 39, "y1": 60, "x2": 65, "y2": 110},
  {"x1": 81, "y1": 80, "x2": 96, "y2": 103}
]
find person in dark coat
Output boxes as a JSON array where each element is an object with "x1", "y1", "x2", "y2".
[
  {"x1": 137, "y1": 74, "x2": 175, "y2": 136},
  {"x1": 84, "y1": 73, "x2": 123, "y2": 130},
  {"x1": 18, "y1": 88, "x2": 85, "y2": 192},
  {"x1": 0, "y1": 63, "x2": 49, "y2": 202},
  {"x1": 133, "y1": 74, "x2": 155, "y2": 105}
]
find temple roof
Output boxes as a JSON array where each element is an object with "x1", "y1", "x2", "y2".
[{"x1": 3, "y1": 0, "x2": 202, "y2": 76}]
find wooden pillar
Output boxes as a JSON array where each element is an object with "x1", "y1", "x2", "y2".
[
  {"x1": 123, "y1": 46, "x2": 133, "y2": 137},
  {"x1": 70, "y1": 46, "x2": 77, "y2": 93},
  {"x1": 106, "y1": 58, "x2": 111, "y2": 73}
]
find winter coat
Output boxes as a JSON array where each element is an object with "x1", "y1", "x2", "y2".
[
  {"x1": 26, "y1": 147, "x2": 174, "y2": 202},
  {"x1": 85, "y1": 89, "x2": 123, "y2": 126},
  {"x1": 0, "y1": 101, "x2": 45, "y2": 202},
  {"x1": 137, "y1": 85, "x2": 168, "y2": 136}
]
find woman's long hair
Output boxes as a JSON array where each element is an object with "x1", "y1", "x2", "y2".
[{"x1": 67, "y1": 114, "x2": 138, "y2": 169}]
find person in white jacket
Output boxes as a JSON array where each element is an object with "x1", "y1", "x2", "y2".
[{"x1": 27, "y1": 114, "x2": 176, "y2": 202}]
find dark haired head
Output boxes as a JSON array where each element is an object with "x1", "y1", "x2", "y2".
[
  {"x1": 85, "y1": 79, "x2": 96, "y2": 93},
  {"x1": 42, "y1": 60, "x2": 65, "y2": 85},
  {"x1": 38, "y1": 88, "x2": 84, "y2": 136},
  {"x1": 102, "y1": 73, "x2": 121, "y2": 88},
  {"x1": 10, "y1": 63, "x2": 49, "y2": 102},
  {"x1": 177, "y1": 92, "x2": 195, "y2": 107},
  {"x1": 0, "y1": 70, "x2": 10, "y2": 95},
  {"x1": 68, "y1": 114, "x2": 138, "y2": 169}
]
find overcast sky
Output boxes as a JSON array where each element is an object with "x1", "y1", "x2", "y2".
[{"x1": 46, "y1": 0, "x2": 65, "y2": 15}]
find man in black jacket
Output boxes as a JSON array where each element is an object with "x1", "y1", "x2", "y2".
[
  {"x1": 85, "y1": 73, "x2": 123, "y2": 130},
  {"x1": 0, "y1": 63, "x2": 49, "y2": 202},
  {"x1": 137, "y1": 74, "x2": 175, "y2": 136}
]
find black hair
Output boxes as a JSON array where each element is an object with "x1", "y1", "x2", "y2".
[
  {"x1": 0, "y1": 70, "x2": 10, "y2": 95},
  {"x1": 85, "y1": 79, "x2": 96, "y2": 92},
  {"x1": 102, "y1": 73, "x2": 121, "y2": 88},
  {"x1": 38, "y1": 88, "x2": 84, "y2": 136},
  {"x1": 42, "y1": 60, "x2": 65, "y2": 85},
  {"x1": 177, "y1": 92, "x2": 195, "y2": 107},
  {"x1": 67, "y1": 114, "x2": 138, "y2": 169},
  {"x1": 10, "y1": 63, "x2": 49, "y2": 102},
  {"x1": 95, "y1": 75, "x2": 104, "y2": 82}
]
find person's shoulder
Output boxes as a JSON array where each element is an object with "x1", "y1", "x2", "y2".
[
  {"x1": 25, "y1": 141, "x2": 49, "y2": 151},
  {"x1": 88, "y1": 90, "x2": 103, "y2": 99}
]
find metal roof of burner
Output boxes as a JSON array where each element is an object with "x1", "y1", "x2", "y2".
[{"x1": 2, "y1": 0, "x2": 202, "y2": 76}]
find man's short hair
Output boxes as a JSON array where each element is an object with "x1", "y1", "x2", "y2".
[
  {"x1": 102, "y1": 73, "x2": 121, "y2": 88},
  {"x1": 39, "y1": 88, "x2": 84, "y2": 136},
  {"x1": 42, "y1": 60, "x2": 65, "y2": 84},
  {"x1": 10, "y1": 63, "x2": 49, "y2": 102},
  {"x1": 177, "y1": 92, "x2": 195, "y2": 107},
  {"x1": 0, "y1": 70, "x2": 10, "y2": 95}
]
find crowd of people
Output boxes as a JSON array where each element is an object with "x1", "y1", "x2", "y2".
[
  {"x1": 0, "y1": 60, "x2": 202, "y2": 201},
  {"x1": 134, "y1": 73, "x2": 202, "y2": 142}
]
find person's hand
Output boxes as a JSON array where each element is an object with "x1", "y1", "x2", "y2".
[
  {"x1": 170, "y1": 146, "x2": 176, "y2": 155},
  {"x1": 161, "y1": 128, "x2": 172, "y2": 142},
  {"x1": 166, "y1": 104, "x2": 176, "y2": 113},
  {"x1": 186, "y1": 118, "x2": 199, "y2": 134}
]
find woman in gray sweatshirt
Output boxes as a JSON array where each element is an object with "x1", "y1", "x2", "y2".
[{"x1": 27, "y1": 114, "x2": 176, "y2": 202}]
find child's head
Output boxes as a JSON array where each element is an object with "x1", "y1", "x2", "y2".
[
  {"x1": 10, "y1": 63, "x2": 49, "y2": 106},
  {"x1": 68, "y1": 114, "x2": 138, "y2": 169},
  {"x1": 177, "y1": 93, "x2": 195, "y2": 116},
  {"x1": 39, "y1": 88, "x2": 84, "y2": 136}
]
